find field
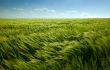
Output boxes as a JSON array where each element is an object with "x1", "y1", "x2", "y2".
[{"x1": 0, "y1": 18, "x2": 110, "y2": 70}]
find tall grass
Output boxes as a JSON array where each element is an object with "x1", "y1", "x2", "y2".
[{"x1": 0, "y1": 18, "x2": 110, "y2": 70}]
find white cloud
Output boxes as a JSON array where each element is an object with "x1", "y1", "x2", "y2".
[
  {"x1": 79, "y1": 12, "x2": 99, "y2": 18},
  {"x1": 66, "y1": 10, "x2": 78, "y2": 14},
  {"x1": 79, "y1": 12, "x2": 90, "y2": 18},
  {"x1": 33, "y1": 8, "x2": 47, "y2": 11},
  {"x1": 12, "y1": 8, "x2": 16, "y2": 10},
  {"x1": 0, "y1": 8, "x2": 103, "y2": 18},
  {"x1": 12, "y1": 8, "x2": 24, "y2": 11},
  {"x1": 46, "y1": 9, "x2": 56, "y2": 13},
  {"x1": 33, "y1": 8, "x2": 56, "y2": 13},
  {"x1": 29, "y1": 8, "x2": 81, "y2": 18},
  {"x1": 19, "y1": 12, "x2": 25, "y2": 14}
]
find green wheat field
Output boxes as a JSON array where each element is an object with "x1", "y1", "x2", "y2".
[{"x1": 0, "y1": 18, "x2": 110, "y2": 70}]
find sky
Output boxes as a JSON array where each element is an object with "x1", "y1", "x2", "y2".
[{"x1": 0, "y1": 0, "x2": 110, "y2": 18}]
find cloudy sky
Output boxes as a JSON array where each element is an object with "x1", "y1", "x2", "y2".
[{"x1": 0, "y1": 0, "x2": 110, "y2": 18}]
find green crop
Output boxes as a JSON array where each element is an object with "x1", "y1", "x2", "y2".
[{"x1": 0, "y1": 18, "x2": 110, "y2": 70}]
